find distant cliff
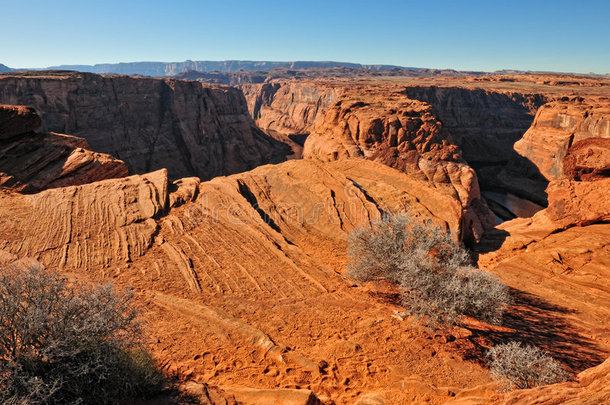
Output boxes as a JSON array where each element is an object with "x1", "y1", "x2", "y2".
[
  {"x1": 43, "y1": 60, "x2": 418, "y2": 76},
  {"x1": 0, "y1": 71, "x2": 290, "y2": 180}
]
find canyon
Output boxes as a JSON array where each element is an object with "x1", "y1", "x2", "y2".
[{"x1": 0, "y1": 69, "x2": 609, "y2": 404}]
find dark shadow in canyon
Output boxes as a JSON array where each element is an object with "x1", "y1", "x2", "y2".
[
  {"x1": 402, "y1": 86, "x2": 550, "y2": 218},
  {"x1": 461, "y1": 287, "x2": 606, "y2": 374}
]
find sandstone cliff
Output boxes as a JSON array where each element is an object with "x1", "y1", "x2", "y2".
[
  {"x1": 0, "y1": 71, "x2": 290, "y2": 180},
  {"x1": 242, "y1": 81, "x2": 342, "y2": 135},
  {"x1": 0, "y1": 157, "x2": 497, "y2": 404},
  {"x1": 511, "y1": 98, "x2": 610, "y2": 181},
  {"x1": 476, "y1": 140, "x2": 610, "y2": 386},
  {"x1": 402, "y1": 86, "x2": 547, "y2": 166},
  {"x1": 302, "y1": 89, "x2": 495, "y2": 244},
  {"x1": 0, "y1": 104, "x2": 127, "y2": 192}
]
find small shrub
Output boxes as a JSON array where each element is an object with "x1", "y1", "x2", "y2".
[
  {"x1": 0, "y1": 264, "x2": 165, "y2": 404},
  {"x1": 347, "y1": 213, "x2": 509, "y2": 326},
  {"x1": 487, "y1": 341, "x2": 569, "y2": 390}
]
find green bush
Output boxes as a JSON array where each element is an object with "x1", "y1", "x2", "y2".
[
  {"x1": 347, "y1": 213, "x2": 509, "y2": 326},
  {"x1": 487, "y1": 341, "x2": 569, "y2": 389},
  {"x1": 0, "y1": 265, "x2": 165, "y2": 404}
]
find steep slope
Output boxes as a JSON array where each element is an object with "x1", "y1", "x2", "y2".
[
  {"x1": 0, "y1": 104, "x2": 127, "y2": 192},
  {"x1": 0, "y1": 71, "x2": 290, "y2": 180},
  {"x1": 0, "y1": 158, "x2": 501, "y2": 404},
  {"x1": 495, "y1": 98, "x2": 610, "y2": 204}
]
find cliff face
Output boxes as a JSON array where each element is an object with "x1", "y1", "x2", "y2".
[
  {"x1": 512, "y1": 99, "x2": 610, "y2": 181},
  {"x1": 0, "y1": 104, "x2": 127, "y2": 192},
  {"x1": 241, "y1": 81, "x2": 341, "y2": 135},
  {"x1": 402, "y1": 86, "x2": 547, "y2": 166},
  {"x1": 0, "y1": 71, "x2": 290, "y2": 180},
  {"x1": 302, "y1": 89, "x2": 495, "y2": 244}
]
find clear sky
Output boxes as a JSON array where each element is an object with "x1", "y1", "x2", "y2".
[{"x1": 1, "y1": 0, "x2": 609, "y2": 73}]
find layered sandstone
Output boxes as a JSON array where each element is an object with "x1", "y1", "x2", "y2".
[
  {"x1": 487, "y1": 98, "x2": 610, "y2": 206},
  {"x1": 0, "y1": 71, "x2": 290, "y2": 180},
  {"x1": 0, "y1": 170, "x2": 167, "y2": 269},
  {"x1": 242, "y1": 81, "x2": 342, "y2": 134},
  {"x1": 302, "y1": 90, "x2": 495, "y2": 244},
  {"x1": 402, "y1": 86, "x2": 547, "y2": 165},
  {"x1": 476, "y1": 140, "x2": 610, "y2": 384},
  {"x1": 0, "y1": 104, "x2": 41, "y2": 138},
  {"x1": 2, "y1": 73, "x2": 609, "y2": 404},
  {"x1": 512, "y1": 98, "x2": 610, "y2": 181},
  {"x1": 563, "y1": 137, "x2": 610, "y2": 181},
  {"x1": 0, "y1": 158, "x2": 501, "y2": 404},
  {"x1": 0, "y1": 104, "x2": 128, "y2": 192}
]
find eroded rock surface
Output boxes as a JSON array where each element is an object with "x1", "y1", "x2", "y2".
[
  {"x1": 302, "y1": 89, "x2": 495, "y2": 244},
  {"x1": 0, "y1": 104, "x2": 128, "y2": 192},
  {"x1": 242, "y1": 81, "x2": 342, "y2": 135},
  {"x1": 0, "y1": 169, "x2": 167, "y2": 269},
  {"x1": 512, "y1": 98, "x2": 610, "y2": 181},
  {"x1": 0, "y1": 71, "x2": 290, "y2": 180},
  {"x1": 402, "y1": 86, "x2": 547, "y2": 166}
]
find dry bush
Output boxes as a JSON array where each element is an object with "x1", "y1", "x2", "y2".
[
  {"x1": 487, "y1": 341, "x2": 569, "y2": 390},
  {"x1": 0, "y1": 265, "x2": 165, "y2": 404},
  {"x1": 347, "y1": 213, "x2": 509, "y2": 326}
]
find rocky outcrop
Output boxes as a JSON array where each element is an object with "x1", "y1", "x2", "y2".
[
  {"x1": 0, "y1": 169, "x2": 167, "y2": 269},
  {"x1": 0, "y1": 104, "x2": 128, "y2": 192},
  {"x1": 0, "y1": 157, "x2": 496, "y2": 404},
  {"x1": 512, "y1": 99, "x2": 610, "y2": 181},
  {"x1": 302, "y1": 91, "x2": 495, "y2": 244},
  {"x1": 487, "y1": 98, "x2": 610, "y2": 206},
  {"x1": 0, "y1": 71, "x2": 290, "y2": 180},
  {"x1": 563, "y1": 137, "x2": 610, "y2": 181},
  {"x1": 242, "y1": 81, "x2": 342, "y2": 135},
  {"x1": 0, "y1": 105, "x2": 42, "y2": 139}
]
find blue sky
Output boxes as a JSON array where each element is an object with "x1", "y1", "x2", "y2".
[{"x1": 1, "y1": 0, "x2": 609, "y2": 73}]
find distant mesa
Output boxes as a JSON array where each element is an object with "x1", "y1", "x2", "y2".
[{"x1": 41, "y1": 60, "x2": 422, "y2": 77}]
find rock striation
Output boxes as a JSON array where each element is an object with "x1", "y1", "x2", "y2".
[
  {"x1": 0, "y1": 169, "x2": 167, "y2": 269},
  {"x1": 0, "y1": 71, "x2": 290, "y2": 180},
  {"x1": 476, "y1": 138, "x2": 610, "y2": 375},
  {"x1": 302, "y1": 89, "x2": 495, "y2": 244},
  {"x1": 0, "y1": 104, "x2": 128, "y2": 192}
]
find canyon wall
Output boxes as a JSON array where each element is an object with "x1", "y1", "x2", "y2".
[
  {"x1": 0, "y1": 104, "x2": 127, "y2": 192},
  {"x1": 402, "y1": 86, "x2": 547, "y2": 166},
  {"x1": 241, "y1": 81, "x2": 342, "y2": 134},
  {"x1": 0, "y1": 71, "x2": 290, "y2": 180},
  {"x1": 301, "y1": 89, "x2": 495, "y2": 243},
  {"x1": 511, "y1": 98, "x2": 610, "y2": 181}
]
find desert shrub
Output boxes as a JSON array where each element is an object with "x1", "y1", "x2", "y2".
[
  {"x1": 347, "y1": 213, "x2": 509, "y2": 325},
  {"x1": 0, "y1": 265, "x2": 165, "y2": 404},
  {"x1": 487, "y1": 341, "x2": 569, "y2": 390}
]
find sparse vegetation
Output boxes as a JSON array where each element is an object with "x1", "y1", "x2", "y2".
[
  {"x1": 487, "y1": 341, "x2": 569, "y2": 390},
  {"x1": 347, "y1": 213, "x2": 509, "y2": 326},
  {"x1": 0, "y1": 264, "x2": 165, "y2": 404}
]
